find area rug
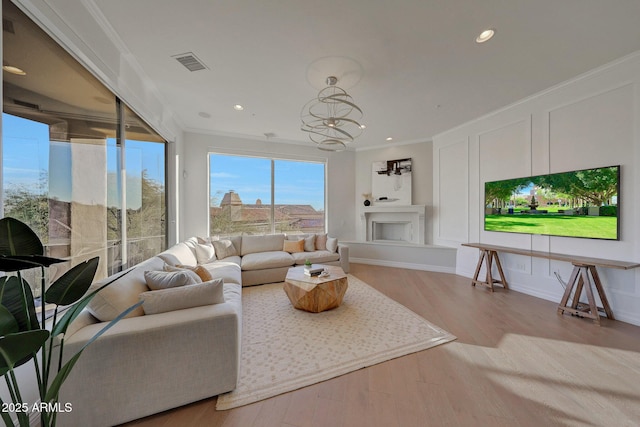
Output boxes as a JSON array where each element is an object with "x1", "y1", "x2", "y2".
[{"x1": 215, "y1": 274, "x2": 456, "y2": 410}]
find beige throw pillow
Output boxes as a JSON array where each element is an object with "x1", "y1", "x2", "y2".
[
  {"x1": 139, "y1": 279, "x2": 225, "y2": 315},
  {"x1": 212, "y1": 239, "x2": 238, "y2": 259},
  {"x1": 194, "y1": 243, "x2": 216, "y2": 263},
  {"x1": 304, "y1": 235, "x2": 316, "y2": 251},
  {"x1": 283, "y1": 239, "x2": 304, "y2": 253},
  {"x1": 144, "y1": 270, "x2": 200, "y2": 291},
  {"x1": 315, "y1": 233, "x2": 327, "y2": 250},
  {"x1": 326, "y1": 237, "x2": 338, "y2": 253}
]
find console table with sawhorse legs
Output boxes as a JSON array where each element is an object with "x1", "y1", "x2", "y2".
[{"x1": 462, "y1": 243, "x2": 640, "y2": 325}]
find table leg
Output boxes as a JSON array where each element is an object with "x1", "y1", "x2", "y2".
[
  {"x1": 471, "y1": 249, "x2": 507, "y2": 291},
  {"x1": 493, "y1": 252, "x2": 509, "y2": 290},
  {"x1": 589, "y1": 266, "x2": 615, "y2": 320},
  {"x1": 581, "y1": 267, "x2": 600, "y2": 325},
  {"x1": 557, "y1": 266, "x2": 580, "y2": 315},
  {"x1": 557, "y1": 264, "x2": 614, "y2": 325},
  {"x1": 471, "y1": 249, "x2": 486, "y2": 287},
  {"x1": 485, "y1": 251, "x2": 495, "y2": 292}
]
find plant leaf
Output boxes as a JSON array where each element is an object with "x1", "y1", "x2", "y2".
[
  {"x1": 0, "y1": 305, "x2": 19, "y2": 336},
  {"x1": 51, "y1": 268, "x2": 133, "y2": 337},
  {"x1": 0, "y1": 217, "x2": 43, "y2": 257},
  {"x1": 0, "y1": 330, "x2": 49, "y2": 376},
  {"x1": 45, "y1": 257, "x2": 99, "y2": 306},
  {"x1": 0, "y1": 406, "x2": 15, "y2": 427},
  {"x1": 0, "y1": 255, "x2": 65, "y2": 273},
  {"x1": 44, "y1": 301, "x2": 142, "y2": 402},
  {"x1": 0, "y1": 276, "x2": 39, "y2": 332}
]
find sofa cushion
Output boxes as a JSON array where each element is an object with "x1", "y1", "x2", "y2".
[
  {"x1": 144, "y1": 270, "x2": 200, "y2": 290},
  {"x1": 87, "y1": 256, "x2": 164, "y2": 321},
  {"x1": 283, "y1": 239, "x2": 304, "y2": 253},
  {"x1": 292, "y1": 250, "x2": 340, "y2": 265},
  {"x1": 139, "y1": 279, "x2": 225, "y2": 315},
  {"x1": 241, "y1": 251, "x2": 294, "y2": 271},
  {"x1": 241, "y1": 234, "x2": 285, "y2": 256},
  {"x1": 202, "y1": 261, "x2": 242, "y2": 285},
  {"x1": 158, "y1": 242, "x2": 198, "y2": 267},
  {"x1": 215, "y1": 255, "x2": 241, "y2": 266},
  {"x1": 212, "y1": 239, "x2": 238, "y2": 259}
]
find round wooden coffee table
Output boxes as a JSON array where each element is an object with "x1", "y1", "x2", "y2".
[{"x1": 283, "y1": 265, "x2": 348, "y2": 313}]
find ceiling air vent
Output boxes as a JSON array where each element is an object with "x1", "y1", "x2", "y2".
[
  {"x1": 172, "y1": 52, "x2": 208, "y2": 72},
  {"x1": 3, "y1": 18, "x2": 15, "y2": 34},
  {"x1": 13, "y1": 99, "x2": 39, "y2": 110}
]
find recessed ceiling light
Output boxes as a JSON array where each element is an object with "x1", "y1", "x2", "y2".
[
  {"x1": 360, "y1": 124, "x2": 366, "y2": 129},
  {"x1": 3, "y1": 65, "x2": 26, "y2": 75},
  {"x1": 198, "y1": 112, "x2": 211, "y2": 118},
  {"x1": 233, "y1": 104, "x2": 244, "y2": 111},
  {"x1": 386, "y1": 137, "x2": 393, "y2": 141},
  {"x1": 476, "y1": 28, "x2": 496, "y2": 43}
]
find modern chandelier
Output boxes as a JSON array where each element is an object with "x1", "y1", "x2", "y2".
[{"x1": 300, "y1": 76, "x2": 364, "y2": 151}]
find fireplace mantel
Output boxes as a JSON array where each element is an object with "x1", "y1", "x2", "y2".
[
  {"x1": 362, "y1": 205, "x2": 425, "y2": 214},
  {"x1": 360, "y1": 205, "x2": 426, "y2": 244}
]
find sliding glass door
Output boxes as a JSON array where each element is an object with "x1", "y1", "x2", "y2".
[{"x1": 1, "y1": 0, "x2": 167, "y2": 289}]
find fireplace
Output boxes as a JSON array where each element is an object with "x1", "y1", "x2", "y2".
[
  {"x1": 361, "y1": 205, "x2": 426, "y2": 244},
  {"x1": 372, "y1": 221, "x2": 412, "y2": 242}
]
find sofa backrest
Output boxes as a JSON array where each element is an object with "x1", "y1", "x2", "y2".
[{"x1": 241, "y1": 234, "x2": 285, "y2": 256}]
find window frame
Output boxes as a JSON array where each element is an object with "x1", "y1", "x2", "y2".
[{"x1": 207, "y1": 151, "x2": 327, "y2": 236}]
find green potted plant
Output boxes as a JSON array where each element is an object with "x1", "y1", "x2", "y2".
[{"x1": 0, "y1": 217, "x2": 138, "y2": 427}]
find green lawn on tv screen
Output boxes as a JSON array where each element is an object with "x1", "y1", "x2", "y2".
[{"x1": 485, "y1": 214, "x2": 617, "y2": 239}]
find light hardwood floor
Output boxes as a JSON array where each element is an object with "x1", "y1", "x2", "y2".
[{"x1": 122, "y1": 264, "x2": 640, "y2": 427}]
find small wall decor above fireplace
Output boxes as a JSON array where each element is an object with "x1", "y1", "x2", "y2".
[{"x1": 372, "y1": 158, "x2": 412, "y2": 206}]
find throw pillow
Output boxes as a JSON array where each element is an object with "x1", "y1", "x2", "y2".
[
  {"x1": 181, "y1": 264, "x2": 213, "y2": 282},
  {"x1": 194, "y1": 242, "x2": 216, "y2": 264},
  {"x1": 326, "y1": 237, "x2": 338, "y2": 253},
  {"x1": 283, "y1": 239, "x2": 304, "y2": 253},
  {"x1": 144, "y1": 270, "x2": 200, "y2": 291},
  {"x1": 304, "y1": 235, "x2": 316, "y2": 252},
  {"x1": 212, "y1": 239, "x2": 238, "y2": 259},
  {"x1": 164, "y1": 263, "x2": 212, "y2": 282},
  {"x1": 315, "y1": 233, "x2": 328, "y2": 250},
  {"x1": 139, "y1": 278, "x2": 225, "y2": 315}
]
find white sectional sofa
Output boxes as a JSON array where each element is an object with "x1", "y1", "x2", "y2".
[
  {"x1": 226, "y1": 233, "x2": 349, "y2": 286},
  {"x1": 56, "y1": 233, "x2": 348, "y2": 426}
]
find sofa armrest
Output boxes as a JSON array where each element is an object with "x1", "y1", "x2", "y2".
[{"x1": 338, "y1": 243, "x2": 350, "y2": 273}]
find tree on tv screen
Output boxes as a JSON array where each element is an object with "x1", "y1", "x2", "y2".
[
  {"x1": 485, "y1": 166, "x2": 618, "y2": 208},
  {"x1": 536, "y1": 167, "x2": 618, "y2": 207},
  {"x1": 485, "y1": 178, "x2": 530, "y2": 206}
]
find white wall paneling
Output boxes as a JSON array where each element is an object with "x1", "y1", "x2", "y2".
[
  {"x1": 434, "y1": 139, "x2": 468, "y2": 245},
  {"x1": 434, "y1": 52, "x2": 640, "y2": 326}
]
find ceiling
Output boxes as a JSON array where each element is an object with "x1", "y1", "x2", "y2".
[{"x1": 45, "y1": 0, "x2": 640, "y2": 149}]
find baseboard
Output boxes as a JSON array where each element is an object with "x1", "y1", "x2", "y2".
[
  {"x1": 458, "y1": 268, "x2": 640, "y2": 326},
  {"x1": 459, "y1": 268, "x2": 567, "y2": 301},
  {"x1": 350, "y1": 257, "x2": 456, "y2": 274}
]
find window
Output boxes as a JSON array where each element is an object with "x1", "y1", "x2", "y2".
[
  {"x1": 1, "y1": 0, "x2": 167, "y2": 289},
  {"x1": 209, "y1": 154, "x2": 325, "y2": 237}
]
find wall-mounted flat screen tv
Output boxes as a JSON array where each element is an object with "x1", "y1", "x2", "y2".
[{"x1": 484, "y1": 165, "x2": 620, "y2": 240}]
